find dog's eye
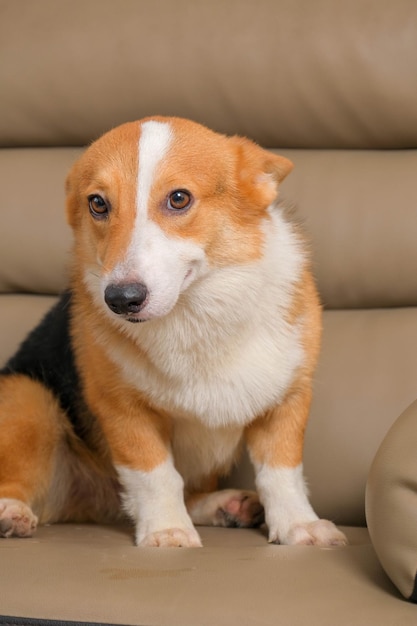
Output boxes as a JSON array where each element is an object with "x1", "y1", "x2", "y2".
[
  {"x1": 167, "y1": 190, "x2": 193, "y2": 211},
  {"x1": 88, "y1": 194, "x2": 109, "y2": 219}
]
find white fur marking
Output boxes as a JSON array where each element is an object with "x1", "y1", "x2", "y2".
[
  {"x1": 253, "y1": 463, "x2": 319, "y2": 544},
  {"x1": 105, "y1": 120, "x2": 208, "y2": 320},
  {"x1": 116, "y1": 459, "x2": 199, "y2": 546},
  {"x1": 173, "y1": 420, "x2": 243, "y2": 491},
  {"x1": 136, "y1": 120, "x2": 173, "y2": 216}
]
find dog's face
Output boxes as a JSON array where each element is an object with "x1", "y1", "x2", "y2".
[{"x1": 66, "y1": 117, "x2": 293, "y2": 323}]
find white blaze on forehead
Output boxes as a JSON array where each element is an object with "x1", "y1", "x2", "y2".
[
  {"x1": 105, "y1": 118, "x2": 206, "y2": 319},
  {"x1": 136, "y1": 120, "x2": 173, "y2": 216}
]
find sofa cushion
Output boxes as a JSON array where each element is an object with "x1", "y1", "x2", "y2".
[
  {"x1": 2, "y1": 147, "x2": 417, "y2": 311},
  {"x1": 0, "y1": 149, "x2": 77, "y2": 294},
  {"x1": 280, "y1": 149, "x2": 417, "y2": 309},
  {"x1": 366, "y1": 400, "x2": 417, "y2": 601},
  {"x1": 1, "y1": 525, "x2": 417, "y2": 626},
  {"x1": 1, "y1": 0, "x2": 417, "y2": 150}
]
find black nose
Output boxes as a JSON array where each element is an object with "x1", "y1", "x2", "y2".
[{"x1": 104, "y1": 283, "x2": 148, "y2": 315}]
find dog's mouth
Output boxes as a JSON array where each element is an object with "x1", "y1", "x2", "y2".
[{"x1": 125, "y1": 316, "x2": 148, "y2": 324}]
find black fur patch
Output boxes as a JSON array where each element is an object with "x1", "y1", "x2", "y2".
[{"x1": 0, "y1": 291, "x2": 87, "y2": 441}]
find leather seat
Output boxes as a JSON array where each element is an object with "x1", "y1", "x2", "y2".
[{"x1": 1, "y1": 1, "x2": 417, "y2": 623}]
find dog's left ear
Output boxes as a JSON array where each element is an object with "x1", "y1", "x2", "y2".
[{"x1": 232, "y1": 136, "x2": 293, "y2": 208}]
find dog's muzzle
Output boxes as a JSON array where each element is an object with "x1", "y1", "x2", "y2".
[{"x1": 104, "y1": 282, "x2": 148, "y2": 316}]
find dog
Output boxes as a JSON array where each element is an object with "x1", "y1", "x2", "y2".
[{"x1": 0, "y1": 116, "x2": 347, "y2": 548}]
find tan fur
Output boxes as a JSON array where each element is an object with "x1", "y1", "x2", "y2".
[
  {"x1": 70, "y1": 282, "x2": 172, "y2": 472},
  {"x1": 0, "y1": 375, "x2": 62, "y2": 506},
  {"x1": 66, "y1": 123, "x2": 139, "y2": 276},
  {"x1": 246, "y1": 269, "x2": 322, "y2": 468},
  {"x1": 146, "y1": 118, "x2": 293, "y2": 267},
  {"x1": 0, "y1": 375, "x2": 122, "y2": 527},
  {"x1": 0, "y1": 117, "x2": 346, "y2": 547},
  {"x1": 66, "y1": 117, "x2": 294, "y2": 274},
  {"x1": 64, "y1": 117, "x2": 297, "y2": 477}
]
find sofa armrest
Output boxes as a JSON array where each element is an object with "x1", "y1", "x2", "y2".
[{"x1": 366, "y1": 400, "x2": 417, "y2": 601}]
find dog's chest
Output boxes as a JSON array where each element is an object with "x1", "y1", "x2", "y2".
[
  {"x1": 103, "y1": 211, "x2": 307, "y2": 427},
  {"x1": 108, "y1": 309, "x2": 304, "y2": 428}
]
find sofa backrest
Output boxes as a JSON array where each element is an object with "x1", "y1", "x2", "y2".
[
  {"x1": 1, "y1": 0, "x2": 417, "y2": 525},
  {"x1": 2, "y1": 0, "x2": 417, "y2": 151}
]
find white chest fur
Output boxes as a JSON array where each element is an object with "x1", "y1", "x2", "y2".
[{"x1": 101, "y1": 208, "x2": 306, "y2": 429}]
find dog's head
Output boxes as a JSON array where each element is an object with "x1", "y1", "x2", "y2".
[{"x1": 66, "y1": 117, "x2": 293, "y2": 323}]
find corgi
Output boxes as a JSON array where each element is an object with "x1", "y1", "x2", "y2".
[{"x1": 0, "y1": 116, "x2": 347, "y2": 548}]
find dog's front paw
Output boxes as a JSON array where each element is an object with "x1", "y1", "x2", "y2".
[
  {"x1": 270, "y1": 519, "x2": 347, "y2": 547},
  {"x1": 138, "y1": 527, "x2": 203, "y2": 548},
  {"x1": 0, "y1": 498, "x2": 38, "y2": 538}
]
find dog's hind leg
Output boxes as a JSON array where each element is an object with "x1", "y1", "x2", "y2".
[
  {"x1": 0, "y1": 374, "x2": 63, "y2": 537},
  {"x1": 186, "y1": 489, "x2": 264, "y2": 528}
]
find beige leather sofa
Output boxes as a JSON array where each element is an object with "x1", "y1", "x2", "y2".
[{"x1": 1, "y1": 1, "x2": 417, "y2": 624}]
